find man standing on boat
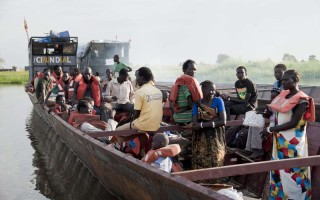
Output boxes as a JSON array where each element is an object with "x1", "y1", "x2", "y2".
[
  {"x1": 68, "y1": 67, "x2": 82, "y2": 102},
  {"x1": 51, "y1": 65, "x2": 64, "y2": 87},
  {"x1": 27, "y1": 70, "x2": 43, "y2": 93},
  {"x1": 72, "y1": 67, "x2": 101, "y2": 114},
  {"x1": 36, "y1": 70, "x2": 53, "y2": 104},
  {"x1": 48, "y1": 65, "x2": 65, "y2": 99},
  {"x1": 113, "y1": 54, "x2": 132, "y2": 77},
  {"x1": 61, "y1": 71, "x2": 70, "y2": 99}
]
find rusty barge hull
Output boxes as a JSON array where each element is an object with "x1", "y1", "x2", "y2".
[{"x1": 27, "y1": 93, "x2": 231, "y2": 200}]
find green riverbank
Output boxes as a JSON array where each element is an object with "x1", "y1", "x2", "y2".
[
  {"x1": 150, "y1": 60, "x2": 320, "y2": 86},
  {"x1": 0, "y1": 71, "x2": 29, "y2": 84}
]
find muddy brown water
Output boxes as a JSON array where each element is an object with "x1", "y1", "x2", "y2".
[{"x1": 0, "y1": 86, "x2": 117, "y2": 200}]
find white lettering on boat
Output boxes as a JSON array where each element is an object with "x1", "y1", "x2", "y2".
[{"x1": 33, "y1": 56, "x2": 74, "y2": 65}]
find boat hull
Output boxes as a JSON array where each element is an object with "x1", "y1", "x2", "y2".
[{"x1": 27, "y1": 92, "x2": 231, "y2": 200}]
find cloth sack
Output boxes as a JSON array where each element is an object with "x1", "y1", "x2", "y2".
[{"x1": 243, "y1": 110, "x2": 265, "y2": 128}]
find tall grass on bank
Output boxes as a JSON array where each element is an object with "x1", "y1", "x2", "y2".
[
  {"x1": 0, "y1": 71, "x2": 29, "y2": 84},
  {"x1": 207, "y1": 60, "x2": 320, "y2": 86},
  {"x1": 146, "y1": 60, "x2": 320, "y2": 86},
  {"x1": 6, "y1": 60, "x2": 318, "y2": 85}
]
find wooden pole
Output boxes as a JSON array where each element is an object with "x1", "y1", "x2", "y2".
[
  {"x1": 24, "y1": 17, "x2": 29, "y2": 42},
  {"x1": 173, "y1": 155, "x2": 320, "y2": 181}
]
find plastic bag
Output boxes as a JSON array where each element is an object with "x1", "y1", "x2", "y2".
[
  {"x1": 243, "y1": 110, "x2": 265, "y2": 128},
  {"x1": 217, "y1": 188, "x2": 243, "y2": 200}
]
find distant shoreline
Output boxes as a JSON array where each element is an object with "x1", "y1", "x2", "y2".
[{"x1": 0, "y1": 71, "x2": 28, "y2": 85}]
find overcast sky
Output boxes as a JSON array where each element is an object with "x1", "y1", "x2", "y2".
[{"x1": 1, "y1": 0, "x2": 320, "y2": 68}]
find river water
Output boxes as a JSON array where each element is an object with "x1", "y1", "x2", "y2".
[{"x1": 0, "y1": 85, "x2": 117, "y2": 200}]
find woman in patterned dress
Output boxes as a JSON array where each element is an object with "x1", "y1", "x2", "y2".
[{"x1": 261, "y1": 70, "x2": 315, "y2": 200}]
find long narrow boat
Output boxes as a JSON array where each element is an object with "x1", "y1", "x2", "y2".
[
  {"x1": 26, "y1": 32, "x2": 320, "y2": 199},
  {"x1": 25, "y1": 32, "x2": 231, "y2": 199},
  {"x1": 27, "y1": 91, "x2": 320, "y2": 200},
  {"x1": 27, "y1": 93, "x2": 232, "y2": 200}
]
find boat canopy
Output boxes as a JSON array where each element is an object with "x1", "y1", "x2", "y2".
[
  {"x1": 77, "y1": 40, "x2": 130, "y2": 75},
  {"x1": 28, "y1": 30, "x2": 78, "y2": 80}
]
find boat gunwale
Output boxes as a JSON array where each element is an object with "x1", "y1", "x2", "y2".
[
  {"x1": 28, "y1": 92, "x2": 233, "y2": 200},
  {"x1": 28, "y1": 91, "x2": 320, "y2": 199}
]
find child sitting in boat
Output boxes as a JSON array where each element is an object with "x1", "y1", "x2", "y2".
[
  {"x1": 68, "y1": 97, "x2": 96, "y2": 125},
  {"x1": 49, "y1": 95, "x2": 71, "y2": 121},
  {"x1": 71, "y1": 99, "x2": 117, "y2": 133},
  {"x1": 142, "y1": 132, "x2": 181, "y2": 173}
]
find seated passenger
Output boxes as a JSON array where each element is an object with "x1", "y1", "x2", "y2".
[
  {"x1": 245, "y1": 64, "x2": 287, "y2": 159},
  {"x1": 116, "y1": 67, "x2": 162, "y2": 133},
  {"x1": 115, "y1": 67, "x2": 163, "y2": 154},
  {"x1": 170, "y1": 59, "x2": 202, "y2": 124},
  {"x1": 162, "y1": 90, "x2": 173, "y2": 123},
  {"x1": 68, "y1": 97, "x2": 96, "y2": 125},
  {"x1": 72, "y1": 99, "x2": 117, "y2": 133},
  {"x1": 45, "y1": 80, "x2": 69, "y2": 106},
  {"x1": 73, "y1": 99, "x2": 117, "y2": 133},
  {"x1": 49, "y1": 95, "x2": 70, "y2": 113},
  {"x1": 100, "y1": 68, "x2": 113, "y2": 94},
  {"x1": 142, "y1": 132, "x2": 181, "y2": 173},
  {"x1": 48, "y1": 95, "x2": 71, "y2": 121},
  {"x1": 102, "y1": 68, "x2": 134, "y2": 122},
  {"x1": 131, "y1": 70, "x2": 140, "y2": 91},
  {"x1": 220, "y1": 66, "x2": 258, "y2": 120},
  {"x1": 95, "y1": 72, "x2": 101, "y2": 82}
]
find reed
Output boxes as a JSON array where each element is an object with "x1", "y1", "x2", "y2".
[
  {"x1": 148, "y1": 60, "x2": 320, "y2": 86},
  {"x1": 0, "y1": 71, "x2": 29, "y2": 84}
]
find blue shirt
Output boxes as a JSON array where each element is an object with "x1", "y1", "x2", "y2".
[
  {"x1": 191, "y1": 97, "x2": 225, "y2": 116},
  {"x1": 273, "y1": 80, "x2": 284, "y2": 91}
]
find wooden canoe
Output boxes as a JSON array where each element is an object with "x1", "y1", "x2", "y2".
[
  {"x1": 27, "y1": 92, "x2": 232, "y2": 200},
  {"x1": 27, "y1": 91, "x2": 320, "y2": 200}
]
